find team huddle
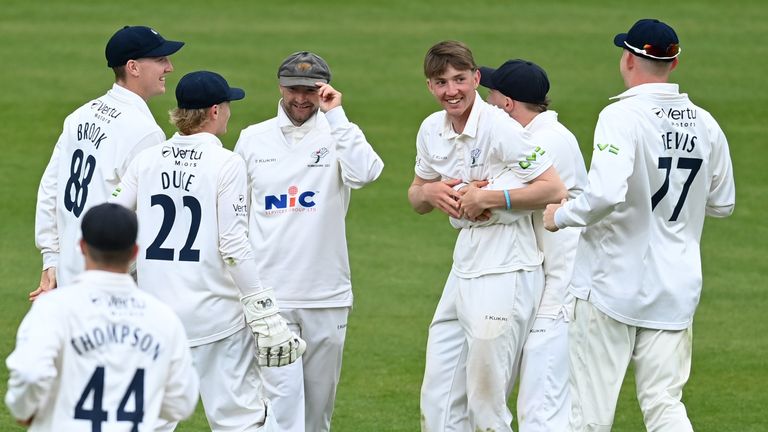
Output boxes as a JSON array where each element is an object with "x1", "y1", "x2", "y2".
[{"x1": 5, "y1": 17, "x2": 733, "y2": 432}]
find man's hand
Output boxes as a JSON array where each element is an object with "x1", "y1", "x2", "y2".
[
  {"x1": 543, "y1": 199, "x2": 567, "y2": 232},
  {"x1": 420, "y1": 178, "x2": 463, "y2": 217},
  {"x1": 317, "y1": 83, "x2": 342, "y2": 112},
  {"x1": 241, "y1": 289, "x2": 306, "y2": 367},
  {"x1": 458, "y1": 180, "x2": 490, "y2": 220},
  {"x1": 29, "y1": 267, "x2": 57, "y2": 302}
]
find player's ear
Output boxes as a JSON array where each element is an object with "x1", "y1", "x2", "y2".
[
  {"x1": 503, "y1": 96, "x2": 515, "y2": 114},
  {"x1": 669, "y1": 57, "x2": 679, "y2": 72},
  {"x1": 79, "y1": 239, "x2": 90, "y2": 259},
  {"x1": 426, "y1": 78, "x2": 440, "y2": 97},
  {"x1": 125, "y1": 59, "x2": 140, "y2": 78},
  {"x1": 130, "y1": 244, "x2": 139, "y2": 261}
]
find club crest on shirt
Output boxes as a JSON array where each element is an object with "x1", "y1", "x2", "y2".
[
  {"x1": 308, "y1": 147, "x2": 330, "y2": 167},
  {"x1": 470, "y1": 148, "x2": 483, "y2": 168}
]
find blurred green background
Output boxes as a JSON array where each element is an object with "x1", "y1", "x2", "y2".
[{"x1": 1, "y1": 0, "x2": 765, "y2": 430}]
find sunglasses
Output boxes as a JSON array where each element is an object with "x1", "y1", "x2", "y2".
[{"x1": 623, "y1": 41, "x2": 681, "y2": 60}]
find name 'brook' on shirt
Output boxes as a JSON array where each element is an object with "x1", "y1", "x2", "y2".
[{"x1": 70, "y1": 324, "x2": 162, "y2": 361}]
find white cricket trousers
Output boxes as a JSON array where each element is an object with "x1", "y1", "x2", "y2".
[
  {"x1": 517, "y1": 311, "x2": 571, "y2": 432},
  {"x1": 420, "y1": 269, "x2": 543, "y2": 432},
  {"x1": 156, "y1": 326, "x2": 269, "y2": 431},
  {"x1": 569, "y1": 299, "x2": 694, "y2": 432},
  {"x1": 261, "y1": 307, "x2": 349, "y2": 432}
]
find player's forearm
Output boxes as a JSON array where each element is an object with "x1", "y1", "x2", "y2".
[
  {"x1": 477, "y1": 180, "x2": 566, "y2": 211},
  {"x1": 5, "y1": 367, "x2": 55, "y2": 423},
  {"x1": 328, "y1": 107, "x2": 384, "y2": 188},
  {"x1": 225, "y1": 258, "x2": 266, "y2": 297},
  {"x1": 408, "y1": 184, "x2": 434, "y2": 214},
  {"x1": 160, "y1": 339, "x2": 200, "y2": 422},
  {"x1": 35, "y1": 147, "x2": 61, "y2": 262}
]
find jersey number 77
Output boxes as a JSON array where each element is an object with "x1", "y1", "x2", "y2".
[{"x1": 651, "y1": 157, "x2": 702, "y2": 222}]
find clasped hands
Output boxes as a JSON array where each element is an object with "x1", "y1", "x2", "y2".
[{"x1": 425, "y1": 178, "x2": 491, "y2": 221}]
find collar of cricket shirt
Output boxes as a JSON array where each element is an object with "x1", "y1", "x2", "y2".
[
  {"x1": 108, "y1": 83, "x2": 155, "y2": 121},
  {"x1": 610, "y1": 83, "x2": 680, "y2": 101}
]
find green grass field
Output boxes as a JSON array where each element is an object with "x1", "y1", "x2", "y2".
[{"x1": 1, "y1": 0, "x2": 766, "y2": 430}]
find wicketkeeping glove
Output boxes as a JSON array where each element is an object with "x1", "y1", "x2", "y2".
[{"x1": 241, "y1": 288, "x2": 306, "y2": 367}]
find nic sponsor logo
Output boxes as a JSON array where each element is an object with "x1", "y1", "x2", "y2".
[{"x1": 264, "y1": 185, "x2": 318, "y2": 215}]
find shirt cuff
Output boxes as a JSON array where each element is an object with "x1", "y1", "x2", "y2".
[
  {"x1": 324, "y1": 106, "x2": 349, "y2": 129},
  {"x1": 42, "y1": 252, "x2": 59, "y2": 270},
  {"x1": 554, "y1": 207, "x2": 568, "y2": 229}
]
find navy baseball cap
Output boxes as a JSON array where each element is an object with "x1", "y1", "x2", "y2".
[
  {"x1": 176, "y1": 71, "x2": 245, "y2": 109},
  {"x1": 105, "y1": 26, "x2": 184, "y2": 68},
  {"x1": 614, "y1": 19, "x2": 681, "y2": 61},
  {"x1": 479, "y1": 59, "x2": 550, "y2": 104},
  {"x1": 278, "y1": 51, "x2": 332, "y2": 87},
  {"x1": 81, "y1": 203, "x2": 138, "y2": 251}
]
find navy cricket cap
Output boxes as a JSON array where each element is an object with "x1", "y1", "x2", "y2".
[
  {"x1": 81, "y1": 203, "x2": 138, "y2": 251},
  {"x1": 176, "y1": 71, "x2": 245, "y2": 109},
  {"x1": 278, "y1": 51, "x2": 332, "y2": 87},
  {"x1": 479, "y1": 59, "x2": 550, "y2": 104},
  {"x1": 613, "y1": 19, "x2": 681, "y2": 61},
  {"x1": 105, "y1": 25, "x2": 184, "y2": 68}
]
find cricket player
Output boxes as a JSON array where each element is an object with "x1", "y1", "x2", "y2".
[
  {"x1": 453, "y1": 58, "x2": 587, "y2": 431},
  {"x1": 234, "y1": 51, "x2": 383, "y2": 432},
  {"x1": 409, "y1": 41, "x2": 567, "y2": 432},
  {"x1": 6, "y1": 203, "x2": 199, "y2": 431},
  {"x1": 33, "y1": 25, "x2": 184, "y2": 299},
  {"x1": 543, "y1": 19, "x2": 736, "y2": 431},
  {"x1": 112, "y1": 70, "x2": 305, "y2": 431}
]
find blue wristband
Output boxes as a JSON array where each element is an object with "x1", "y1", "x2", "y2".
[{"x1": 503, "y1": 189, "x2": 511, "y2": 210}]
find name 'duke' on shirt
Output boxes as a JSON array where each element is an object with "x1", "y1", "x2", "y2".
[{"x1": 160, "y1": 147, "x2": 204, "y2": 192}]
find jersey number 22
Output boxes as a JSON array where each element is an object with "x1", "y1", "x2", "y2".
[{"x1": 146, "y1": 194, "x2": 201, "y2": 262}]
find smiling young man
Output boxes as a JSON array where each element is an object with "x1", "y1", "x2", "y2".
[
  {"x1": 33, "y1": 25, "x2": 184, "y2": 298},
  {"x1": 234, "y1": 51, "x2": 383, "y2": 432},
  {"x1": 409, "y1": 40, "x2": 566, "y2": 432}
]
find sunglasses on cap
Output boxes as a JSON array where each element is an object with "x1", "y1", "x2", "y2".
[{"x1": 623, "y1": 41, "x2": 681, "y2": 60}]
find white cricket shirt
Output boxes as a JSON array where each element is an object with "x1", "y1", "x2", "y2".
[
  {"x1": 235, "y1": 104, "x2": 383, "y2": 308},
  {"x1": 5, "y1": 271, "x2": 198, "y2": 431},
  {"x1": 112, "y1": 132, "x2": 257, "y2": 346},
  {"x1": 415, "y1": 93, "x2": 552, "y2": 278},
  {"x1": 528, "y1": 111, "x2": 588, "y2": 317},
  {"x1": 35, "y1": 84, "x2": 165, "y2": 285},
  {"x1": 555, "y1": 83, "x2": 735, "y2": 330}
]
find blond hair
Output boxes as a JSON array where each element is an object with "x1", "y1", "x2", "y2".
[{"x1": 169, "y1": 107, "x2": 210, "y2": 135}]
